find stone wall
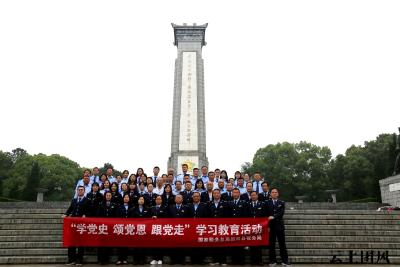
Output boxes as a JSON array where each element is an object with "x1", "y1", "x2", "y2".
[{"x1": 380, "y1": 174, "x2": 400, "y2": 207}]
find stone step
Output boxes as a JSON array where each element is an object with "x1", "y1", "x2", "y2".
[
  {"x1": 1, "y1": 234, "x2": 399, "y2": 243},
  {"x1": 285, "y1": 224, "x2": 400, "y2": 230},
  {"x1": 285, "y1": 219, "x2": 400, "y2": 225},
  {"x1": 2, "y1": 247, "x2": 399, "y2": 257},
  {"x1": 0, "y1": 223, "x2": 62, "y2": 230},
  {"x1": 2, "y1": 218, "x2": 400, "y2": 225},
  {"x1": 285, "y1": 242, "x2": 400, "y2": 249},
  {"x1": 0, "y1": 241, "x2": 63, "y2": 249},
  {"x1": 2, "y1": 229, "x2": 399, "y2": 237},
  {"x1": 0, "y1": 229, "x2": 63, "y2": 236},
  {"x1": 2, "y1": 213, "x2": 398, "y2": 220},
  {"x1": 0, "y1": 248, "x2": 67, "y2": 256},
  {"x1": 0, "y1": 255, "x2": 398, "y2": 264},
  {"x1": 0, "y1": 209, "x2": 66, "y2": 214},
  {"x1": 285, "y1": 230, "x2": 400, "y2": 236}
]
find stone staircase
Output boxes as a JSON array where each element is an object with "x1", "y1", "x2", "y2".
[{"x1": 0, "y1": 202, "x2": 399, "y2": 264}]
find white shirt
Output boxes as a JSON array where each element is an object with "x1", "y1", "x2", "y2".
[
  {"x1": 252, "y1": 180, "x2": 263, "y2": 194},
  {"x1": 74, "y1": 181, "x2": 92, "y2": 198},
  {"x1": 153, "y1": 187, "x2": 164, "y2": 196}
]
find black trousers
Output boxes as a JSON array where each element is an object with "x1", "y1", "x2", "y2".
[
  {"x1": 269, "y1": 225, "x2": 289, "y2": 264},
  {"x1": 118, "y1": 247, "x2": 128, "y2": 262},
  {"x1": 98, "y1": 247, "x2": 111, "y2": 264},
  {"x1": 68, "y1": 247, "x2": 84, "y2": 263},
  {"x1": 250, "y1": 246, "x2": 263, "y2": 265},
  {"x1": 231, "y1": 246, "x2": 245, "y2": 265}
]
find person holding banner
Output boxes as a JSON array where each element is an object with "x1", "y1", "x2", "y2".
[
  {"x1": 230, "y1": 188, "x2": 249, "y2": 265},
  {"x1": 97, "y1": 191, "x2": 117, "y2": 265},
  {"x1": 149, "y1": 195, "x2": 167, "y2": 265},
  {"x1": 62, "y1": 185, "x2": 88, "y2": 266},
  {"x1": 249, "y1": 191, "x2": 267, "y2": 265},
  {"x1": 188, "y1": 192, "x2": 208, "y2": 265},
  {"x1": 116, "y1": 194, "x2": 132, "y2": 265},
  {"x1": 131, "y1": 196, "x2": 150, "y2": 265},
  {"x1": 208, "y1": 189, "x2": 231, "y2": 266},
  {"x1": 168, "y1": 194, "x2": 190, "y2": 265}
]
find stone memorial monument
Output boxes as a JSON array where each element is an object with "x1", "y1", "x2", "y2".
[{"x1": 168, "y1": 23, "x2": 209, "y2": 173}]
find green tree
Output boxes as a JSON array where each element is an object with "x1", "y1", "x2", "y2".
[
  {"x1": 22, "y1": 161, "x2": 42, "y2": 201},
  {"x1": 243, "y1": 141, "x2": 332, "y2": 201}
]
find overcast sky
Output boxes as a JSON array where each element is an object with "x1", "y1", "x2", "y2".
[{"x1": 1, "y1": 0, "x2": 399, "y2": 176}]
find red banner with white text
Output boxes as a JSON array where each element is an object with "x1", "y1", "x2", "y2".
[{"x1": 63, "y1": 217, "x2": 269, "y2": 247}]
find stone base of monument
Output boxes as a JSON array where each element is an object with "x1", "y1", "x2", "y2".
[
  {"x1": 0, "y1": 202, "x2": 399, "y2": 264},
  {"x1": 380, "y1": 174, "x2": 400, "y2": 208}
]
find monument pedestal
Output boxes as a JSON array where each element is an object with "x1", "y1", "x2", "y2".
[{"x1": 379, "y1": 174, "x2": 400, "y2": 207}]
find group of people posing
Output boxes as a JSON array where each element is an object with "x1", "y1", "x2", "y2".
[{"x1": 64, "y1": 164, "x2": 290, "y2": 266}]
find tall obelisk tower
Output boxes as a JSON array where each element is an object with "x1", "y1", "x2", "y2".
[{"x1": 168, "y1": 23, "x2": 209, "y2": 173}]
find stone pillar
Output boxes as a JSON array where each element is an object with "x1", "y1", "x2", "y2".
[{"x1": 168, "y1": 23, "x2": 209, "y2": 173}]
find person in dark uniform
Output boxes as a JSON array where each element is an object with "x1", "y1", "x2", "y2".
[
  {"x1": 149, "y1": 195, "x2": 167, "y2": 265},
  {"x1": 221, "y1": 181, "x2": 234, "y2": 201},
  {"x1": 85, "y1": 182, "x2": 103, "y2": 217},
  {"x1": 167, "y1": 194, "x2": 189, "y2": 265},
  {"x1": 62, "y1": 186, "x2": 88, "y2": 266},
  {"x1": 200, "y1": 181, "x2": 214, "y2": 203},
  {"x1": 188, "y1": 192, "x2": 208, "y2": 264},
  {"x1": 240, "y1": 182, "x2": 253, "y2": 202},
  {"x1": 207, "y1": 189, "x2": 231, "y2": 265},
  {"x1": 266, "y1": 188, "x2": 290, "y2": 266},
  {"x1": 144, "y1": 183, "x2": 157, "y2": 207},
  {"x1": 115, "y1": 194, "x2": 133, "y2": 265},
  {"x1": 229, "y1": 188, "x2": 249, "y2": 265},
  {"x1": 96, "y1": 191, "x2": 118, "y2": 265},
  {"x1": 110, "y1": 182, "x2": 123, "y2": 206},
  {"x1": 131, "y1": 196, "x2": 150, "y2": 265},
  {"x1": 127, "y1": 182, "x2": 139, "y2": 206},
  {"x1": 161, "y1": 184, "x2": 175, "y2": 206},
  {"x1": 258, "y1": 181, "x2": 270, "y2": 202},
  {"x1": 249, "y1": 191, "x2": 267, "y2": 265},
  {"x1": 181, "y1": 181, "x2": 194, "y2": 205}
]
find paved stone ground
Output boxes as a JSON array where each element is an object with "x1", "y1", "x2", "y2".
[{"x1": 4, "y1": 265, "x2": 400, "y2": 267}]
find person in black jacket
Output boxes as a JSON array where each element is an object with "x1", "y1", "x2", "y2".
[
  {"x1": 181, "y1": 181, "x2": 194, "y2": 205},
  {"x1": 62, "y1": 186, "x2": 88, "y2": 266},
  {"x1": 131, "y1": 196, "x2": 150, "y2": 265},
  {"x1": 85, "y1": 182, "x2": 103, "y2": 217},
  {"x1": 207, "y1": 189, "x2": 231, "y2": 265},
  {"x1": 116, "y1": 194, "x2": 132, "y2": 265},
  {"x1": 248, "y1": 191, "x2": 267, "y2": 265},
  {"x1": 110, "y1": 182, "x2": 123, "y2": 206},
  {"x1": 230, "y1": 188, "x2": 249, "y2": 265},
  {"x1": 144, "y1": 183, "x2": 157, "y2": 207},
  {"x1": 188, "y1": 192, "x2": 208, "y2": 264},
  {"x1": 266, "y1": 188, "x2": 290, "y2": 266},
  {"x1": 149, "y1": 195, "x2": 167, "y2": 265},
  {"x1": 150, "y1": 195, "x2": 167, "y2": 219},
  {"x1": 161, "y1": 184, "x2": 175, "y2": 206},
  {"x1": 258, "y1": 181, "x2": 271, "y2": 202},
  {"x1": 97, "y1": 191, "x2": 118, "y2": 265},
  {"x1": 168, "y1": 194, "x2": 190, "y2": 264}
]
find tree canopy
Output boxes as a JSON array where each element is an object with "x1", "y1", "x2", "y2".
[{"x1": 242, "y1": 133, "x2": 397, "y2": 202}]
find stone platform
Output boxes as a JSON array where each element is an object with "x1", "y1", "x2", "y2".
[{"x1": 0, "y1": 202, "x2": 399, "y2": 264}]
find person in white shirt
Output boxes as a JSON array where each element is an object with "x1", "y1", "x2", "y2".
[
  {"x1": 89, "y1": 167, "x2": 100, "y2": 184},
  {"x1": 153, "y1": 177, "x2": 165, "y2": 195},
  {"x1": 252, "y1": 172, "x2": 264, "y2": 194},
  {"x1": 151, "y1": 166, "x2": 160, "y2": 184},
  {"x1": 173, "y1": 180, "x2": 183, "y2": 195},
  {"x1": 121, "y1": 170, "x2": 130, "y2": 184},
  {"x1": 74, "y1": 170, "x2": 92, "y2": 198},
  {"x1": 200, "y1": 166, "x2": 209, "y2": 184},
  {"x1": 106, "y1": 167, "x2": 115, "y2": 184},
  {"x1": 236, "y1": 177, "x2": 247, "y2": 195},
  {"x1": 174, "y1": 163, "x2": 190, "y2": 184}
]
